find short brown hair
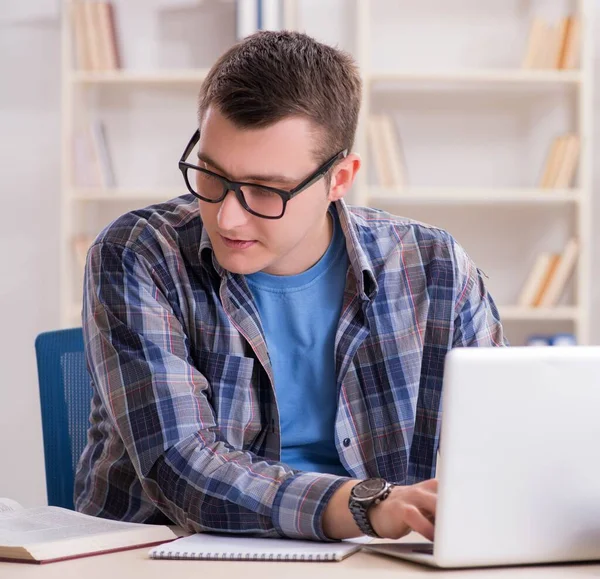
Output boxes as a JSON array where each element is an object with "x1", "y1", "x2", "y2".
[{"x1": 197, "y1": 30, "x2": 362, "y2": 163}]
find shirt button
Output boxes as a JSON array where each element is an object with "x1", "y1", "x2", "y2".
[{"x1": 343, "y1": 438, "x2": 351, "y2": 447}]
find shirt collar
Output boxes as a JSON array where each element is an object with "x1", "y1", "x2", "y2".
[{"x1": 198, "y1": 199, "x2": 378, "y2": 301}]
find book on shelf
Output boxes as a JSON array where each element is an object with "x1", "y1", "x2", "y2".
[
  {"x1": 538, "y1": 238, "x2": 579, "y2": 307},
  {"x1": 522, "y1": 15, "x2": 580, "y2": 70},
  {"x1": 526, "y1": 333, "x2": 577, "y2": 347},
  {"x1": 516, "y1": 239, "x2": 579, "y2": 308},
  {"x1": 539, "y1": 134, "x2": 579, "y2": 189},
  {"x1": 368, "y1": 114, "x2": 408, "y2": 189},
  {"x1": 72, "y1": 2, "x2": 121, "y2": 72},
  {"x1": 237, "y1": 0, "x2": 283, "y2": 39},
  {"x1": 236, "y1": 0, "x2": 259, "y2": 39},
  {"x1": 73, "y1": 120, "x2": 116, "y2": 190},
  {"x1": 0, "y1": 497, "x2": 176, "y2": 564},
  {"x1": 72, "y1": 127, "x2": 103, "y2": 189},
  {"x1": 559, "y1": 16, "x2": 581, "y2": 69},
  {"x1": 522, "y1": 17, "x2": 550, "y2": 69},
  {"x1": 531, "y1": 253, "x2": 561, "y2": 307},
  {"x1": 517, "y1": 252, "x2": 556, "y2": 307},
  {"x1": 259, "y1": 0, "x2": 282, "y2": 31}
]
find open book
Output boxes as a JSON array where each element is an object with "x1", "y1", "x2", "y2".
[{"x1": 0, "y1": 498, "x2": 176, "y2": 564}]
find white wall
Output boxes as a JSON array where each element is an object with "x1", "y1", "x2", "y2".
[
  {"x1": 1, "y1": 0, "x2": 599, "y2": 506},
  {"x1": 0, "y1": 16, "x2": 61, "y2": 504}
]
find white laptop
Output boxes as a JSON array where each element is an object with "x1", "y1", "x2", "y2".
[{"x1": 366, "y1": 346, "x2": 600, "y2": 568}]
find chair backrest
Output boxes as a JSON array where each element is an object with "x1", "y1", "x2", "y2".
[{"x1": 35, "y1": 328, "x2": 92, "y2": 510}]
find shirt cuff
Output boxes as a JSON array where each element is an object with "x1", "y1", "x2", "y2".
[{"x1": 272, "y1": 472, "x2": 352, "y2": 541}]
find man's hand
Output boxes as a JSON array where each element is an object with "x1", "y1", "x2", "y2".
[
  {"x1": 369, "y1": 479, "x2": 437, "y2": 541},
  {"x1": 322, "y1": 478, "x2": 437, "y2": 541}
]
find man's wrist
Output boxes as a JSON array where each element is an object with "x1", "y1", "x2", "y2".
[{"x1": 322, "y1": 480, "x2": 363, "y2": 540}]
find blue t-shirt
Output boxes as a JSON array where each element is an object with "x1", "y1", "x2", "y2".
[{"x1": 246, "y1": 210, "x2": 349, "y2": 476}]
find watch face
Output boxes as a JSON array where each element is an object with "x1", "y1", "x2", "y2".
[{"x1": 353, "y1": 478, "x2": 387, "y2": 500}]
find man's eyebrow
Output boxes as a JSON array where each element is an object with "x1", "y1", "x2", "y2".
[{"x1": 197, "y1": 152, "x2": 300, "y2": 186}]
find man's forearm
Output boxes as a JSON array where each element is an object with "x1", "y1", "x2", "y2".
[{"x1": 322, "y1": 479, "x2": 362, "y2": 539}]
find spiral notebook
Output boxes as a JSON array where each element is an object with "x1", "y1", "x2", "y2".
[{"x1": 149, "y1": 533, "x2": 370, "y2": 562}]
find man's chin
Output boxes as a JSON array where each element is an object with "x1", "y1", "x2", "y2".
[{"x1": 213, "y1": 248, "x2": 266, "y2": 276}]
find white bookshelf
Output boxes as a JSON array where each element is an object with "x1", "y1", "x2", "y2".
[
  {"x1": 368, "y1": 187, "x2": 581, "y2": 205},
  {"x1": 71, "y1": 69, "x2": 211, "y2": 84},
  {"x1": 353, "y1": 0, "x2": 593, "y2": 345},
  {"x1": 70, "y1": 188, "x2": 182, "y2": 201},
  {"x1": 499, "y1": 306, "x2": 579, "y2": 322},
  {"x1": 61, "y1": 1, "x2": 593, "y2": 344}
]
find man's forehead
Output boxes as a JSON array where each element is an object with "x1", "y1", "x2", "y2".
[{"x1": 197, "y1": 109, "x2": 323, "y2": 179}]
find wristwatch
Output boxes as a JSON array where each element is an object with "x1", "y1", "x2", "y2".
[{"x1": 348, "y1": 477, "x2": 394, "y2": 538}]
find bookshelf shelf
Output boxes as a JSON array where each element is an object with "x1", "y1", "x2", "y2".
[
  {"x1": 498, "y1": 306, "x2": 579, "y2": 322},
  {"x1": 71, "y1": 188, "x2": 183, "y2": 201},
  {"x1": 369, "y1": 69, "x2": 582, "y2": 85},
  {"x1": 368, "y1": 187, "x2": 581, "y2": 205},
  {"x1": 71, "y1": 69, "x2": 211, "y2": 85}
]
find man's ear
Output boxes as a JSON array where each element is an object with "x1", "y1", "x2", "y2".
[{"x1": 328, "y1": 153, "x2": 361, "y2": 202}]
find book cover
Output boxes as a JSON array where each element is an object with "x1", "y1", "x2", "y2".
[
  {"x1": 551, "y1": 18, "x2": 570, "y2": 69},
  {"x1": 0, "y1": 498, "x2": 176, "y2": 564},
  {"x1": 532, "y1": 254, "x2": 561, "y2": 307},
  {"x1": 562, "y1": 17, "x2": 581, "y2": 69},
  {"x1": 260, "y1": 0, "x2": 281, "y2": 31},
  {"x1": 555, "y1": 16, "x2": 572, "y2": 69},
  {"x1": 538, "y1": 238, "x2": 579, "y2": 307},
  {"x1": 90, "y1": 120, "x2": 116, "y2": 188},
  {"x1": 236, "y1": 0, "x2": 260, "y2": 40},
  {"x1": 368, "y1": 116, "x2": 393, "y2": 189},
  {"x1": 96, "y1": 2, "x2": 119, "y2": 70},
  {"x1": 83, "y1": 2, "x2": 103, "y2": 71},
  {"x1": 106, "y1": 2, "x2": 122, "y2": 69},
  {"x1": 72, "y1": 3, "x2": 91, "y2": 70},
  {"x1": 522, "y1": 17, "x2": 548, "y2": 69},
  {"x1": 517, "y1": 252, "x2": 555, "y2": 307},
  {"x1": 540, "y1": 136, "x2": 566, "y2": 189},
  {"x1": 72, "y1": 129, "x2": 103, "y2": 188},
  {"x1": 553, "y1": 134, "x2": 580, "y2": 189},
  {"x1": 379, "y1": 115, "x2": 408, "y2": 188}
]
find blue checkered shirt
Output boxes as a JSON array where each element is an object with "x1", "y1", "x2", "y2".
[{"x1": 74, "y1": 196, "x2": 506, "y2": 540}]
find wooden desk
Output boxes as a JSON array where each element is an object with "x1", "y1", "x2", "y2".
[{"x1": 3, "y1": 534, "x2": 600, "y2": 579}]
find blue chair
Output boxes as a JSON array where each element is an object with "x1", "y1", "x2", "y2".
[{"x1": 35, "y1": 328, "x2": 92, "y2": 510}]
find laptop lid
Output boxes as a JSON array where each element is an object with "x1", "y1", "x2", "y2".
[{"x1": 431, "y1": 346, "x2": 600, "y2": 568}]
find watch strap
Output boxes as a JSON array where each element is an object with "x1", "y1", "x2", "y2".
[{"x1": 349, "y1": 500, "x2": 381, "y2": 538}]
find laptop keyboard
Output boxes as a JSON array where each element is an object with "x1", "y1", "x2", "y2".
[{"x1": 412, "y1": 545, "x2": 434, "y2": 555}]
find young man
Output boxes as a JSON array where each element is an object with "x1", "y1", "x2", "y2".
[{"x1": 75, "y1": 31, "x2": 506, "y2": 543}]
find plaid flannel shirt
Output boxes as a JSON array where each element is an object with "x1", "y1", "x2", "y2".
[{"x1": 74, "y1": 196, "x2": 506, "y2": 540}]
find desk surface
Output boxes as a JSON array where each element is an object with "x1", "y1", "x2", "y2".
[
  {"x1": 3, "y1": 535, "x2": 600, "y2": 578},
  {"x1": 4, "y1": 547, "x2": 600, "y2": 578}
]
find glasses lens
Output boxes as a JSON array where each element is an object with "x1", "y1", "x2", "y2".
[
  {"x1": 240, "y1": 185, "x2": 284, "y2": 218},
  {"x1": 186, "y1": 167, "x2": 224, "y2": 201}
]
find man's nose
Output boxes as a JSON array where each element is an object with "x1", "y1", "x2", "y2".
[{"x1": 217, "y1": 189, "x2": 249, "y2": 230}]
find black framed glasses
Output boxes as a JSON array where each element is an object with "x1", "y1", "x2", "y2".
[{"x1": 178, "y1": 129, "x2": 348, "y2": 219}]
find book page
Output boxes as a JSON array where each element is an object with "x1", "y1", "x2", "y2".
[
  {"x1": 150, "y1": 532, "x2": 371, "y2": 560},
  {"x1": 0, "y1": 498, "x2": 24, "y2": 513},
  {"x1": 0, "y1": 506, "x2": 164, "y2": 547}
]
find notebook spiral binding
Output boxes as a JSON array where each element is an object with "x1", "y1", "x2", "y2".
[{"x1": 151, "y1": 550, "x2": 335, "y2": 561}]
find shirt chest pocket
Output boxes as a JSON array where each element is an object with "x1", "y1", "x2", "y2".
[{"x1": 196, "y1": 351, "x2": 259, "y2": 449}]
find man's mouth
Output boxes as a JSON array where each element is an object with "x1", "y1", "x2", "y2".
[{"x1": 219, "y1": 234, "x2": 257, "y2": 250}]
